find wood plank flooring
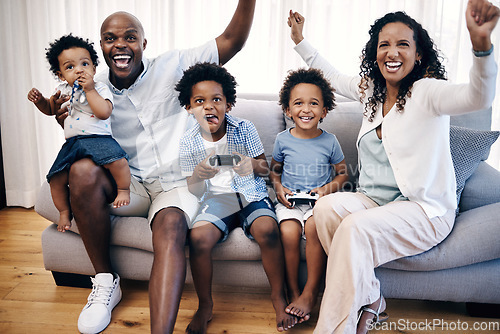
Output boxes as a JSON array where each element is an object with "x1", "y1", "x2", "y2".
[{"x1": 0, "y1": 207, "x2": 499, "y2": 333}]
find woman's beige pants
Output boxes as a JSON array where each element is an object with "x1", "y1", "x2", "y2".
[{"x1": 312, "y1": 192, "x2": 455, "y2": 334}]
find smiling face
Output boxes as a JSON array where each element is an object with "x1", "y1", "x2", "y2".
[
  {"x1": 100, "y1": 12, "x2": 147, "y2": 90},
  {"x1": 57, "y1": 47, "x2": 96, "y2": 86},
  {"x1": 376, "y1": 22, "x2": 421, "y2": 90},
  {"x1": 286, "y1": 83, "x2": 327, "y2": 138},
  {"x1": 187, "y1": 80, "x2": 231, "y2": 142}
]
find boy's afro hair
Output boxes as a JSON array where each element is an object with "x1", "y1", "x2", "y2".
[
  {"x1": 45, "y1": 34, "x2": 99, "y2": 76},
  {"x1": 279, "y1": 68, "x2": 335, "y2": 112},
  {"x1": 175, "y1": 62, "x2": 237, "y2": 108}
]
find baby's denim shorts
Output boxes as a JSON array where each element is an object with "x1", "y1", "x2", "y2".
[
  {"x1": 192, "y1": 193, "x2": 277, "y2": 242},
  {"x1": 47, "y1": 134, "x2": 128, "y2": 182}
]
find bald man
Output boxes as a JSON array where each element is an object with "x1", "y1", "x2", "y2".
[{"x1": 55, "y1": 2, "x2": 256, "y2": 333}]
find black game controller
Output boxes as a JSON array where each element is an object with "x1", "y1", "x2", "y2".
[
  {"x1": 285, "y1": 190, "x2": 319, "y2": 207},
  {"x1": 208, "y1": 154, "x2": 242, "y2": 167}
]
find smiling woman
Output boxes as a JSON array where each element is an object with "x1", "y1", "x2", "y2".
[
  {"x1": 286, "y1": 1, "x2": 499, "y2": 332},
  {"x1": 1, "y1": 0, "x2": 499, "y2": 208},
  {"x1": 376, "y1": 23, "x2": 421, "y2": 97}
]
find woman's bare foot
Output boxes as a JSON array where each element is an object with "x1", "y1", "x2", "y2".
[
  {"x1": 285, "y1": 290, "x2": 317, "y2": 322},
  {"x1": 356, "y1": 295, "x2": 388, "y2": 334},
  {"x1": 113, "y1": 188, "x2": 130, "y2": 208},
  {"x1": 273, "y1": 295, "x2": 298, "y2": 331},
  {"x1": 186, "y1": 305, "x2": 213, "y2": 334},
  {"x1": 57, "y1": 210, "x2": 72, "y2": 232}
]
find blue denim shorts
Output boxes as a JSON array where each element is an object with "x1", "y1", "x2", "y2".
[
  {"x1": 47, "y1": 134, "x2": 128, "y2": 182},
  {"x1": 192, "y1": 193, "x2": 277, "y2": 242}
]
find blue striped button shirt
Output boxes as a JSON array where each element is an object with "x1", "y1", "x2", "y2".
[{"x1": 180, "y1": 113, "x2": 268, "y2": 202}]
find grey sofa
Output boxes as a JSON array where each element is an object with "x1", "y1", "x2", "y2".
[{"x1": 35, "y1": 93, "x2": 500, "y2": 315}]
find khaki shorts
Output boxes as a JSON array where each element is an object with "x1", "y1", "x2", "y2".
[
  {"x1": 111, "y1": 176, "x2": 199, "y2": 225},
  {"x1": 275, "y1": 202, "x2": 314, "y2": 238}
]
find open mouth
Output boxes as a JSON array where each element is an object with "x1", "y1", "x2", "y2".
[
  {"x1": 385, "y1": 61, "x2": 402, "y2": 72},
  {"x1": 299, "y1": 116, "x2": 314, "y2": 122},
  {"x1": 113, "y1": 55, "x2": 132, "y2": 69},
  {"x1": 205, "y1": 114, "x2": 219, "y2": 125}
]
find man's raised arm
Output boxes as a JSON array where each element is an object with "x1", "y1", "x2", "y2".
[{"x1": 216, "y1": 0, "x2": 256, "y2": 65}]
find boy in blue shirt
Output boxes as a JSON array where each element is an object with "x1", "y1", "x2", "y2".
[
  {"x1": 176, "y1": 62, "x2": 297, "y2": 333},
  {"x1": 270, "y1": 68, "x2": 349, "y2": 322}
]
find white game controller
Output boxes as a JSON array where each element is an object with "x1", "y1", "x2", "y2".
[{"x1": 285, "y1": 190, "x2": 319, "y2": 207}]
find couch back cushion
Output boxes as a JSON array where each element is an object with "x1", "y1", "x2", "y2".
[
  {"x1": 317, "y1": 99, "x2": 363, "y2": 189},
  {"x1": 450, "y1": 107, "x2": 492, "y2": 130},
  {"x1": 231, "y1": 98, "x2": 285, "y2": 164}
]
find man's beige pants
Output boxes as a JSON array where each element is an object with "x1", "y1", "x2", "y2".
[{"x1": 312, "y1": 192, "x2": 455, "y2": 334}]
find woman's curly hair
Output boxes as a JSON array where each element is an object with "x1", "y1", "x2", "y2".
[
  {"x1": 45, "y1": 34, "x2": 99, "y2": 76},
  {"x1": 175, "y1": 62, "x2": 237, "y2": 108},
  {"x1": 279, "y1": 68, "x2": 336, "y2": 113},
  {"x1": 359, "y1": 11, "x2": 447, "y2": 121}
]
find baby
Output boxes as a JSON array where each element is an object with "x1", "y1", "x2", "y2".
[{"x1": 28, "y1": 34, "x2": 130, "y2": 232}]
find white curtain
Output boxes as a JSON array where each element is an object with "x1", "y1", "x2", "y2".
[{"x1": 1, "y1": 0, "x2": 499, "y2": 208}]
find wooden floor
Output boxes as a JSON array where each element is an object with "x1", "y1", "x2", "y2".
[{"x1": 0, "y1": 207, "x2": 499, "y2": 333}]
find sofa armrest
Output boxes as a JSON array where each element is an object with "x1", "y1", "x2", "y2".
[
  {"x1": 35, "y1": 181, "x2": 81, "y2": 234},
  {"x1": 459, "y1": 161, "x2": 500, "y2": 212},
  {"x1": 34, "y1": 181, "x2": 59, "y2": 223}
]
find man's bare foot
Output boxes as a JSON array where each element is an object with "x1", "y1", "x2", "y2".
[
  {"x1": 113, "y1": 189, "x2": 130, "y2": 208},
  {"x1": 57, "y1": 210, "x2": 72, "y2": 232},
  {"x1": 285, "y1": 290, "x2": 317, "y2": 322},
  {"x1": 356, "y1": 295, "x2": 388, "y2": 334},
  {"x1": 273, "y1": 295, "x2": 298, "y2": 331},
  {"x1": 186, "y1": 306, "x2": 213, "y2": 334}
]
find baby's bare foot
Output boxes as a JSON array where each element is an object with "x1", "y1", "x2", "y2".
[
  {"x1": 113, "y1": 189, "x2": 130, "y2": 208},
  {"x1": 57, "y1": 210, "x2": 72, "y2": 232}
]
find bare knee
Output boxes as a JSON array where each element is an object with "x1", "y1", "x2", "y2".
[
  {"x1": 68, "y1": 159, "x2": 114, "y2": 207},
  {"x1": 304, "y1": 217, "x2": 318, "y2": 239},
  {"x1": 69, "y1": 159, "x2": 113, "y2": 194},
  {"x1": 251, "y1": 216, "x2": 280, "y2": 247},
  {"x1": 105, "y1": 157, "x2": 129, "y2": 171},
  {"x1": 189, "y1": 225, "x2": 220, "y2": 253},
  {"x1": 151, "y1": 207, "x2": 188, "y2": 249},
  {"x1": 104, "y1": 158, "x2": 131, "y2": 188},
  {"x1": 279, "y1": 220, "x2": 301, "y2": 247}
]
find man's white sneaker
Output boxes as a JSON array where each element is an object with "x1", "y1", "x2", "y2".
[{"x1": 77, "y1": 273, "x2": 122, "y2": 334}]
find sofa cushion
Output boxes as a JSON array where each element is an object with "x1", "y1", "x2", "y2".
[
  {"x1": 449, "y1": 126, "x2": 499, "y2": 205},
  {"x1": 459, "y1": 161, "x2": 500, "y2": 212},
  {"x1": 108, "y1": 217, "x2": 264, "y2": 261},
  {"x1": 382, "y1": 202, "x2": 500, "y2": 271}
]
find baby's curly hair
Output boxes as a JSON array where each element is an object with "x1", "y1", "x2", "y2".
[
  {"x1": 45, "y1": 34, "x2": 99, "y2": 76},
  {"x1": 175, "y1": 62, "x2": 237, "y2": 108},
  {"x1": 359, "y1": 11, "x2": 447, "y2": 122},
  {"x1": 279, "y1": 68, "x2": 335, "y2": 113}
]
